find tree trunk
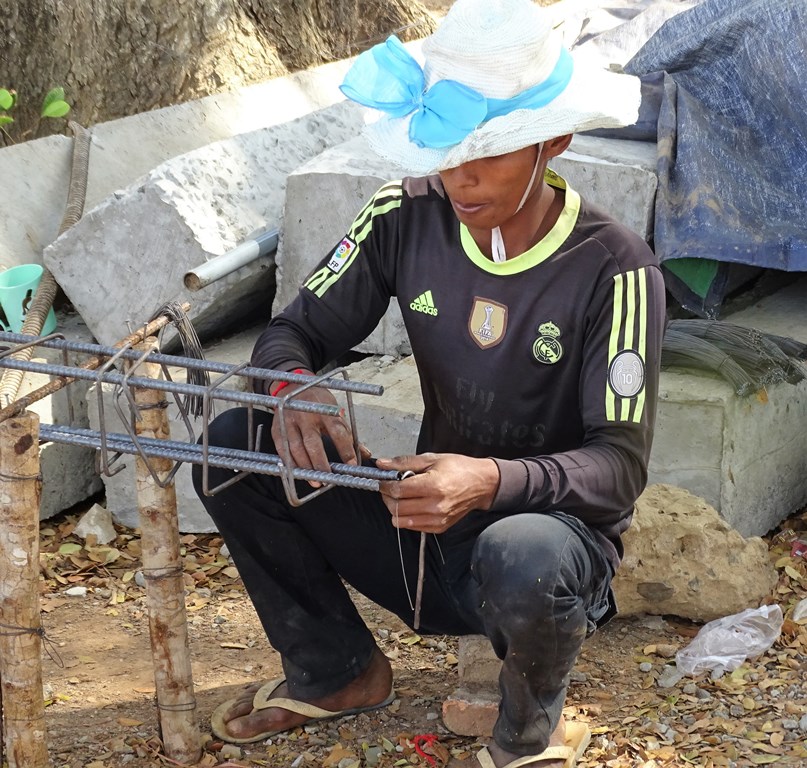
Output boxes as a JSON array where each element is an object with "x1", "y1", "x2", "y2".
[{"x1": 0, "y1": 0, "x2": 435, "y2": 140}]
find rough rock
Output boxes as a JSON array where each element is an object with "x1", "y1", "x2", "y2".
[
  {"x1": 612, "y1": 484, "x2": 778, "y2": 622},
  {"x1": 73, "y1": 504, "x2": 117, "y2": 545},
  {"x1": 457, "y1": 635, "x2": 502, "y2": 685}
]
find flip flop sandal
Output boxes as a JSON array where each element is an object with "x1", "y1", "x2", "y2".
[
  {"x1": 475, "y1": 722, "x2": 591, "y2": 768},
  {"x1": 211, "y1": 677, "x2": 396, "y2": 744}
]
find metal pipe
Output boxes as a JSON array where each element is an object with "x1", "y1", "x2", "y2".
[
  {"x1": 0, "y1": 332, "x2": 384, "y2": 396},
  {"x1": 183, "y1": 229, "x2": 279, "y2": 291}
]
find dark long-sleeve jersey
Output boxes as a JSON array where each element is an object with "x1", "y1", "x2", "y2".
[{"x1": 252, "y1": 170, "x2": 666, "y2": 567}]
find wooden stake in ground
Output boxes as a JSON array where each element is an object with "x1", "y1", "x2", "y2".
[
  {"x1": 131, "y1": 340, "x2": 201, "y2": 764},
  {"x1": 0, "y1": 412, "x2": 49, "y2": 768}
]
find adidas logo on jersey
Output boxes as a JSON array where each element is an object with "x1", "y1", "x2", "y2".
[{"x1": 410, "y1": 290, "x2": 438, "y2": 316}]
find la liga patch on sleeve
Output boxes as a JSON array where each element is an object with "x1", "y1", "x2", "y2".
[
  {"x1": 327, "y1": 237, "x2": 356, "y2": 273},
  {"x1": 608, "y1": 350, "x2": 645, "y2": 397}
]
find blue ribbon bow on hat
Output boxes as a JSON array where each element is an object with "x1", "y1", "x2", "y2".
[{"x1": 340, "y1": 36, "x2": 573, "y2": 150}]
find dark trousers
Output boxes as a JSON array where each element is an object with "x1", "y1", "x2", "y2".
[{"x1": 192, "y1": 408, "x2": 614, "y2": 755}]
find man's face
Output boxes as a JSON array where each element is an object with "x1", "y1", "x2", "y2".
[{"x1": 439, "y1": 145, "x2": 541, "y2": 230}]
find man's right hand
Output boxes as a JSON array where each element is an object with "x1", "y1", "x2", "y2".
[{"x1": 270, "y1": 384, "x2": 366, "y2": 479}]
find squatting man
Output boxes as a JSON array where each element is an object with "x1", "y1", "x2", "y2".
[{"x1": 194, "y1": 1, "x2": 666, "y2": 766}]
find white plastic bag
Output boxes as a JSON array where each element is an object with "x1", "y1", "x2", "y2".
[{"x1": 675, "y1": 604, "x2": 783, "y2": 678}]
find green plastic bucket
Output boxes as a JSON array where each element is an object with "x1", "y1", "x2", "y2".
[{"x1": 0, "y1": 264, "x2": 57, "y2": 334}]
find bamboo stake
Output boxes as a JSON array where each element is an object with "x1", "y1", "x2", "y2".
[
  {"x1": 0, "y1": 412, "x2": 48, "y2": 768},
  {"x1": 131, "y1": 339, "x2": 200, "y2": 764}
]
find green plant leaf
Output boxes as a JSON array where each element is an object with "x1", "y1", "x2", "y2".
[
  {"x1": 42, "y1": 100, "x2": 70, "y2": 118},
  {"x1": 41, "y1": 87, "x2": 65, "y2": 111},
  {"x1": 0, "y1": 89, "x2": 13, "y2": 111},
  {"x1": 0, "y1": 116, "x2": 13, "y2": 126}
]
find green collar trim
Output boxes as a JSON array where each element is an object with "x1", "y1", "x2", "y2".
[{"x1": 459, "y1": 169, "x2": 580, "y2": 275}]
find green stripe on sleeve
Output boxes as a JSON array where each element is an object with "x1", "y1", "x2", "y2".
[
  {"x1": 620, "y1": 270, "x2": 637, "y2": 421},
  {"x1": 313, "y1": 196, "x2": 402, "y2": 298},
  {"x1": 606, "y1": 273, "x2": 624, "y2": 422},
  {"x1": 632, "y1": 267, "x2": 649, "y2": 423}
]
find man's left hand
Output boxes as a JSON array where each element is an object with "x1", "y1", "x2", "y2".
[{"x1": 377, "y1": 453, "x2": 500, "y2": 533}]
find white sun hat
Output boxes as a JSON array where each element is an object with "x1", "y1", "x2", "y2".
[{"x1": 339, "y1": 0, "x2": 641, "y2": 175}]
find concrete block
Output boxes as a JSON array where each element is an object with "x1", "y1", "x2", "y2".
[
  {"x1": 0, "y1": 56, "x2": 361, "y2": 270},
  {"x1": 276, "y1": 135, "x2": 410, "y2": 356},
  {"x1": 457, "y1": 635, "x2": 501, "y2": 685},
  {"x1": 650, "y1": 366, "x2": 807, "y2": 536},
  {"x1": 7, "y1": 312, "x2": 104, "y2": 519},
  {"x1": 442, "y1": 686, "x2": 499, "y2": 738},
  {"x1": 548, "y1": 135, "x2": 658, "y2": 240},
  {"x1": 89, "y1": 322, "x2": 266, "y2": 532},
  {"x1": 92, "y1": 326, "x2": 421, "y2": 532},
  {"x1": 44, "y1": 101, "x2": 364, "y2": 348}
]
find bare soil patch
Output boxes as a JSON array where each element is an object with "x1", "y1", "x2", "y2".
[{"x1": 31, "y1": 505, "x2": 807, "y2": 768}]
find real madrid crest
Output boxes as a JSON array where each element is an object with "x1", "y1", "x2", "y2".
[
  {"x1": 532, "y1": 321, "x2": 563, "y2": 364},
  {"x1": 468, "y1": 297, "x2": 508, "y2": 349}
]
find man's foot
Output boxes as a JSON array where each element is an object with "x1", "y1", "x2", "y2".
[
  {"x1": 213, "y1": 647, "x2": 393, "y2": 742},
  {"x1": 455, "y1": 717, "x2": 570, "y2": 768}
]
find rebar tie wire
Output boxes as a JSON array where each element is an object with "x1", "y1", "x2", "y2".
[
  {"x1": 0, "y1": 333, "x2": 394, "y2": 495},
  {"x1": 0, "y1": 621, "x2": 64, "y2": 668},
  {"x1": 0, "y1": 332, "x2": 429, "y2": 627}
]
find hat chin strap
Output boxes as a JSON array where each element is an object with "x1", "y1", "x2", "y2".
[{"x1": 491, "y1": 142, "x2": 544, "y2": 263}]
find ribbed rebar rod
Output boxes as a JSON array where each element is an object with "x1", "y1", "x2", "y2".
[
  {"x1": 39, "y1": 425, "x2": 385, "y2": 492},
  {"x1": 0, "y1": 358, "x2": 341, "y2": 417},
  {"x1": 0, "y1": 307, "x2": 189, "y2": 423},
  {"x1": 42, "y1": 424, "x2": 399, "y2": 482},
  {"x1": 0, "y1": 333, "x2": 384, "y2": 396}
]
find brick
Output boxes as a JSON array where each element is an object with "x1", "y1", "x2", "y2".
[
  {"x1": 442, "y1": 686, "x2": 500, "y2": 738},
  {"x1": 458, "y1": 635, "x2": 501, "y2": 685}
]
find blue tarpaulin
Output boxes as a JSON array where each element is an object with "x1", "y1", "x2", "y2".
[{"x1": 623, "y1": 0, "x2": 807, "y2": 315}]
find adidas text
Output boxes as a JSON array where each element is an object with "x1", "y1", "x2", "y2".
[{"x1": 410, "y1": 291, "x2": 438, "y2": 316}]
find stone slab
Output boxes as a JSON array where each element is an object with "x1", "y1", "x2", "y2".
[
  {"x1": 275, "y1": 135, "x2": 411, "y2": 356},
  {"x1": 548, "y1": 134, "x2": 658, "y2": 240},
  {"x1": 92, "y1": 325, "x2": 420, "y2": 532},
  {"x1": 8, "y1": 312, "x2": 104, "y2": 519},
  {"x1": 90, "y1": 278, "x2": 807, "y2": 535},
  {"x1": 0, "y1": 56, "x2": 361, "y2": 270},
  {"x1": 44, "y1": 101, "x2": 364, "y2": 348},
  {"x1": 342, "y1": 355, "x2": 422, "y2": 458}
]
